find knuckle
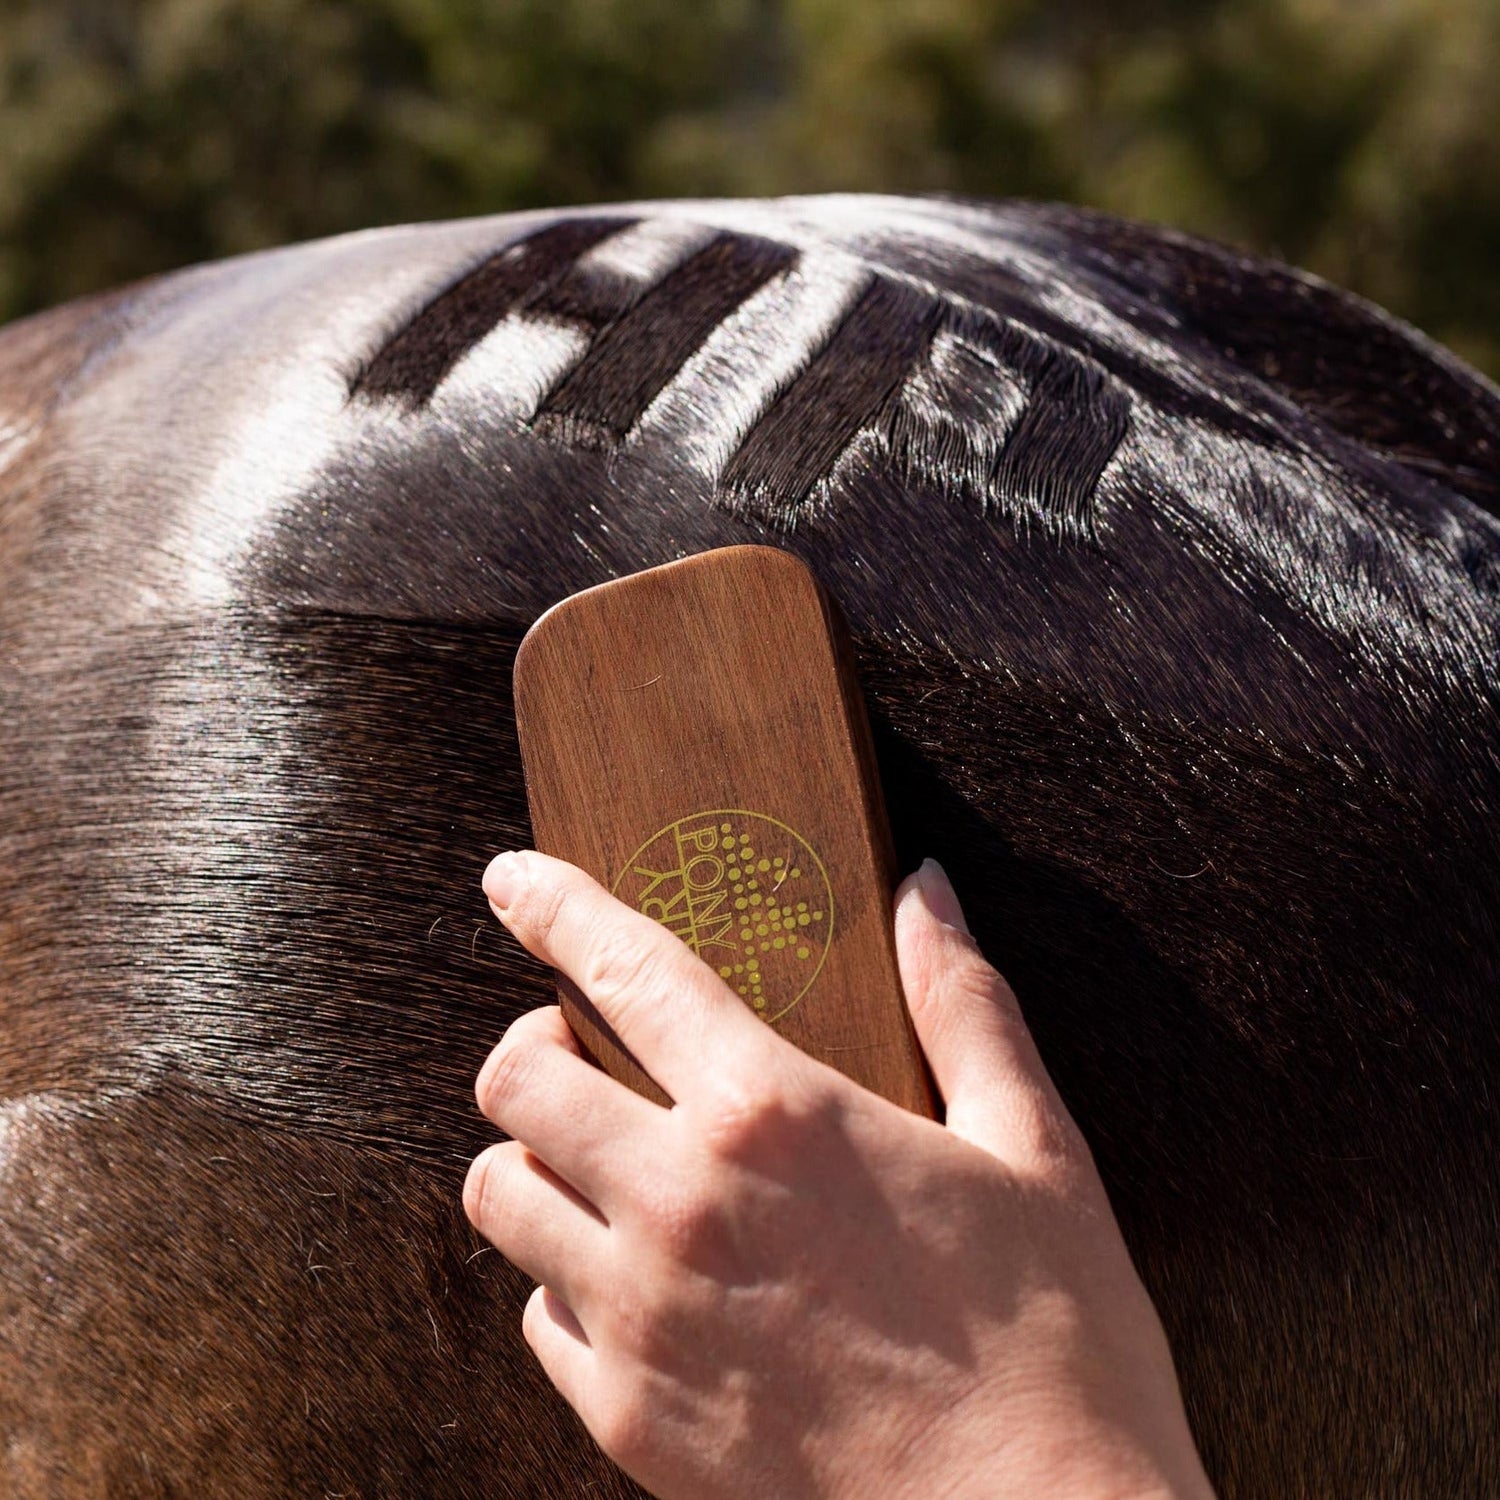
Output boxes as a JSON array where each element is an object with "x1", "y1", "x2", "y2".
[
  {"x1": 911, "y1": 940, "x2": 1009, "y2": 1041},
  {"x1": 947, "y1": 940, "x2": 1017, "y2": 1017},
  {"x1": 476, "y1": 1029, "x2": 541, "y2": 1118},
  {"x1": 512, "y1": 868, "x2": 570, "y2": 944},
  {"x1": 640, "y1": 1178, "x2": 722, "y2": 1263},
  {"x1": 697, "y1": 1071, "x2": 809, "y2": 1165},
  {"x1": 592, "y1": 1384, "x2": 658, "y2": 1470},
  {"x1": 580, "y1": 922, "x2": 663, "y2": 1015},
  {"x1": 910, "y1": 917, "x2": 988, "y2": 987},
  {"x1": 1009, "y1": 1088, "x2": 1095, "y2": 1183},
  {"x1": 1042, "y1": 1109, "x2": 1101, "y2": 1180},
  {"x1": 607, "y1": 1262, "x2": 705, "y2": 1369},
  {"x1": 702, "y1": 1084, "x2": 778, "y2": 1161}
]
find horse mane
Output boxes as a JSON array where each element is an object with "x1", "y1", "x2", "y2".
[{"x1": 2, "y1": 195, "x2": 1497, "y2": 1496}]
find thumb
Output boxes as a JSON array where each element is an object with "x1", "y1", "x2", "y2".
[{"x1": 894, "y1": 859, "x2": 1086, "y2": 1172}]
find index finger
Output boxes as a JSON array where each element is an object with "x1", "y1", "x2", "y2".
[{"x1": 483, "y1": 849, "x2": 778, "y2": 1100}]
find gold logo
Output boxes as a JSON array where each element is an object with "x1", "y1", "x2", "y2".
[{"x1": 613, "y1": 810, "x2": 833, "y2": 1023}]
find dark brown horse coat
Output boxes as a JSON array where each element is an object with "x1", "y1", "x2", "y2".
[{"x1": 1, "y1": 196, "x2": 1497, "y2": 1497}]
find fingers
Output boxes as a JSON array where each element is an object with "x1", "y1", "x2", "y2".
[
  {"x1": 483, "y1": 850, "x2": 778, "y2": 1100},
  {"x1": 464, "y1": 1140, "x2": 610, "y2": 1315},
  {"x1": 475, "y1": 1006, "x2": 662, "y2": 1216},
  {"x1": 895, "y1": 859, "x2": 1087, "y2": 1172}
]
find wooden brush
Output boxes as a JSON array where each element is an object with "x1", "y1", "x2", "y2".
[{"x1": 513, "y1": 544, "x2": 936, "y2": 1117}]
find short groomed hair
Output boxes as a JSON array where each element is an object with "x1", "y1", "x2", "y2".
[{"x1": 2, "y1": 197, "x2": 1497, "y2": 1497}]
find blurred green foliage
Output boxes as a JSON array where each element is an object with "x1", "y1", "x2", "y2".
[{"x1": 1, "y1": 0, "x2": 1497, "y2": 375}]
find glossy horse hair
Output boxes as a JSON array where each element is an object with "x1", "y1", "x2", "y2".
[
  {"x1": 351, "y1": 215, "x2": 634, "y2": 405},
  {"x1": 0, "y1": 196, "x2": 1497, "y2": 1498}
]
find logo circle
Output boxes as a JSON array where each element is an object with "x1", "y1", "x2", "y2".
[{"x1": 613, "y1": 810, "x2": 833, "y2": 1024}]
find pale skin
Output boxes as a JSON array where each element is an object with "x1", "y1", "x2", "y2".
[{"x1": 464, "y1": 851, "x2": 1216, "y2": 1500}]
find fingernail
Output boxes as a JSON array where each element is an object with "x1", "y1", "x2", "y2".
[
  {"x1": 915, "y1": 857, "x2": 969, "y2": 934},
  {"x1": 483, "y1": 851, "x2": 525, "y2": 909}
]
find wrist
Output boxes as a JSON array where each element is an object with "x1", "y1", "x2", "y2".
[{"x1": 871, "y1": 1391, "x2": 1214, "y2": 1500}]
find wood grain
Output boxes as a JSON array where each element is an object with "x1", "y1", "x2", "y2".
[{"x1": 513, "y1": 545, "x2": 936, "y2": 1117}]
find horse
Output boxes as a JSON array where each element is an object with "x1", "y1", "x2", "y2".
[{"x1": 2, "y1": 195, "x2": 1496, "y2": 1496}]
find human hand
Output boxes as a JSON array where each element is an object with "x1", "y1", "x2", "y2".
[{"x1": 464, "y1": 851, "x2": 1214, "y2": 1500}]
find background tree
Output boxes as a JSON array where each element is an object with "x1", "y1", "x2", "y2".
[{"x1": 0, "y1": 0, "x2": 1495, "y2": 376}]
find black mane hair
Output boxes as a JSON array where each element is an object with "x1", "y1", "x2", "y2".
[{"x1": 1, "y1": 196, "x2": 1496, "y2": 1497}]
